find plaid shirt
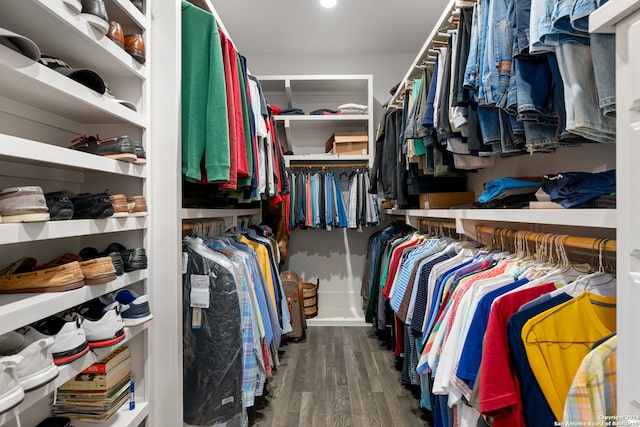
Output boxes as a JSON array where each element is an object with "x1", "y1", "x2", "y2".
[{"x1": 563, "y1": 335, "x2": 617, "y2": 423}]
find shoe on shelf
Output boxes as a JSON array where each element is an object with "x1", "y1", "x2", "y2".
[
  {"x1": 104, "y1": 243, "x2": 147, "y2": 272},
  {"x1": 0, "y1": 258, "x2": 84, "y2": 294},
  {"x1": 131, "y1": 140, "x2": 146, "y2": 164},
  {"x1": 109, "y1": 194, "x2": 129, "y2": 217},
  {"x1": 23, "y1": 317, "x2": 90, "y2": 366},
  {"x1": 103, "y1": 289, "x2": 153, "y2": 327},
  {"x1": 127, "y1": 195, "x2": 148, "y2": 216},
  {"x1": 41, "y1": 253, "x2": 116, "y2": 286},
  {"x1": 69, "y1": 134, "x2": 137, "y2": 163},
  {"x1": 71, "y1": 192, "x2": 114, "y2": 219},
  {"x1": 0, "y1": 186, "x2": 50, "y2": 223},
  {"x1": 80, "y1": 0, "x2": 109, "y2": 35},
  {"x1": 106, "y1": 21, "x2": 124, "y2": 49},
  {"x1": 44, "y1": 191, "x2": 74, "y2": 221},
  {"x1": 79, "y1": 247, "x2": 125, "y2": 276},
  {"x1": 0, "y1": 355, "x2": 24, "y2": 415},
  {"x1": 65, "y1": 305, "x2": 125, "y2": 348},
  {"x1": 130, "y1": 0, "x2": 143, "y2": 12},
  {"x1": 124, "y1": 34, "x2": 145, "y2": 64},
  {"x1": 0, "y1": 332, "x2": 58, "y2": 392}
]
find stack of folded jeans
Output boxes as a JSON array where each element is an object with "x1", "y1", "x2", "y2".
[
  {"x1": 478, "y1": 178, "x2": 541, "y2": 204},
  {"x1": 541, "y1": 170, "x2": 615, "y2": 208}
]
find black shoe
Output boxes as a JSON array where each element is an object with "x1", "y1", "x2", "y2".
[
  {"x1": 36, "y1": 417, "x2": 71, "y2": 427},
  {"x1": 104, "y1": 243, "x2": 147, "y2": 272},
  {"x1": 80, "y1": 0, "x2": 109, "y2": 34},
  {"x1": 69, "y1": 135, "x2": 137, "y2": 163},
  {"x1": 44, "y1": 191, "x2": 74, "y2": 221},
  {"x1": 71, "y1": 193, "x2": 114, "y2": 219},
  {"x1": 130, "y1": 0, "x2": 143, "y2": 12},
  {"x1": 79, "y1": 247, "x2": 125, "y2": 276},
  {"x1": 131, "y1": 140, "x2": 146, "y2": 164}
]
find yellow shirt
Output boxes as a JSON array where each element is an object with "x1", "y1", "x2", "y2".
[
  {"x1": 240, "y1": 236, "x2": 277, "y2": 311},
  {"x1": 522, "y1": 292, "x2": 616, "y2": 420}
]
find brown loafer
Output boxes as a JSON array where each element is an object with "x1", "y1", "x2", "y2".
[
  {"x1": 107, "y1": 21, "x2": 125, "y2": 49},
  {"x1": 41, "y1": 253, "x2": 116, "y2": 286},
  {"x1": 127, "y1": 195, "x2": 148, "y2": 216},
  {"x1": 0, "y1": 258, "x2": 84, "y2": 293},
  {"x1": 109, "y1": 194, "x2": 129, "y2": 217},
  {"x1": 124, "y1": 34, "x2": 145, "y2": 64}
]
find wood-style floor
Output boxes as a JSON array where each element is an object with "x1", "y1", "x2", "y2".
[{"x1": 248, "y1": 326, "x2": 433, "y2": 427}]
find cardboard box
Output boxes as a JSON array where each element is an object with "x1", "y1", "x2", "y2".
[
  {"x1": 325, "y1": 131, "x2": 368, "y2": 155},
  {"x1": 419, "y1": 192, "x2": 475, "y2": 209}
]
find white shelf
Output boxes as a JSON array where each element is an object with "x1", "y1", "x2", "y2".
[
  {"x1": 0, "y1": 217, "x2": 148, "y2": 245},
  {"x1": 0, "y1": 133, "x2": 147, "y2": 178},
  {"x1": 0, "y1": 45, "x2": 146, "y2": 127},
  {"x1": 285, "y1": 154, "x2": 370, "y2": 166},
  {"x1": 73, "y1": 402, "x2": 149, "y2": 427},
  {"x1": 181, "y1": 208, "x2": 262, "y2": 220},
  {"x1": 589, "y1": 0, "x2": 640, "y2": 33},
  {"x1": 0, "y1": 270, "x2": 148, "y2": 335},
  {"x1": 107, "y1": 0, "x2": 149, "y2": 31},
  {"x1": 385, "y1": 208, "x2": 617, "y2": 229},
  {"x1": 0, "y1": 0, "x2": 146, "y2": 79},
  {"x1": 274, "y1": 115, "x2": 369, "y2": 122}
]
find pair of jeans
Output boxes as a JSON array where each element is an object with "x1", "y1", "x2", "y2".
[
  {"x1": 530, "y1": 0, "x2": 557, "y2": 53},
  {"x1": 541, "y1": 169, "x2": 615, "y2": 208},
  {"x1": 571, "y1": 0, "x2": 616, "y2": 117},
  {"x1": 555, "y1": 42, "x2": 616, "y2": 143}
]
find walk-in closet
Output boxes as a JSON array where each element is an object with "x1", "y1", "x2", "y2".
[{"x1": 0, "y1": 0, "x2": 637, "y2": 426}]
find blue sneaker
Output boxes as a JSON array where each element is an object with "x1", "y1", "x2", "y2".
[{"x1": 109, "y1": 290, "x2": 153, "y2": 327}]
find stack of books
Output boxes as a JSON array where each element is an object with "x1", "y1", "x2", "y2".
[{"x1": 52, "y1": 346, "x2": 132, "y2": 422}]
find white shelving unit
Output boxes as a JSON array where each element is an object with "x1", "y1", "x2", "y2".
[
  {"x1": 257, "y1": 74, "x2": 374, "y2": 167},
  {"x1": 0, "y1": 0, "x2": 150, "y2": 425}
]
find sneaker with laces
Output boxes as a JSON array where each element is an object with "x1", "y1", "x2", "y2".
[
  {"x1": 0, "y1": 355, "x2": 24, "y2": 415},
  {"x1": 0, "y1": 332, "x2": 58, "y2": 392},
  {"x1": 104, "y1": 289, "x2": 153, "y2": 327},
  {"x1": 0, "y1": 186, "x2": 50, "y2": 223},
  {"x1": 67, "y1": 305, "x2": 125, "y2": 348},
  {"x1": 69, "y1": 135, "x2": 137, "y2": 163},
  {"x1": 24, "y1": 317, "x2": 89, "y2": 366}
]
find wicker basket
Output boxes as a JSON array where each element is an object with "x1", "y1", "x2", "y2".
[{"x1": 303, "y1": 279, "x2": 319, "y2": 319}]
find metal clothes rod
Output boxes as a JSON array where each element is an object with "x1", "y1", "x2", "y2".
[{"x1": 287, "y1": 163, "x2": 369, "y2": 169}]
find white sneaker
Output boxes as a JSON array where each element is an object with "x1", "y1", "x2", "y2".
[
  {"x1": 68, "y1": 305, "x2": 125, "y2": 348},
  {"x1": 0, "y1": 355, "x2": 24, "y2": 415},
  {"x1": 110, "y1": 289, "x2": 154, "y2": 327},
  {"x1": 0, "y1": 332, "x2": 58, "y2": 392},
  {"x1": 24, "y1": 317, "x2": 89, "y2": 366}
]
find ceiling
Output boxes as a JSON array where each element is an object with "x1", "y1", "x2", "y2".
[{"x1": 210, "y1": 0, "x2": 451, "y2": 57}]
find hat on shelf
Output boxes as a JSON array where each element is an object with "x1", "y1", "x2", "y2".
[
  {"x1": 103, "y1": 83, "x2": 137, "y2": 111},
  {"x1": 38, "y1": 55, "x2": 106, "y2": 94},
  {"x1": 0, "y1": 27, "x2": 40, "y2": 61}
]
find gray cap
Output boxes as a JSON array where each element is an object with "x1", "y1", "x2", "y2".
[{"x1": 0, "y1": 27, "x2": 40, "y2": 61}]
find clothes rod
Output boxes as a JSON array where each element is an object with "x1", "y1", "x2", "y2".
[
  {"x1": 473, "y1": 224, "x2": 616, "y2": 252},
  {"x1": 287, "y1": 163, "x2": 369, "y2": 169}
]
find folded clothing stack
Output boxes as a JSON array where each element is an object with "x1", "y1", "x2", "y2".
[
  {"x1": 477, "y1": 178, "x2": 540, "y2": 208},
  {"x1": 541, "y1": 170, "x2": 616, "y2": 208},
  {"x1": 337, "y1": 103, "x2": 368, "y2": 115}
]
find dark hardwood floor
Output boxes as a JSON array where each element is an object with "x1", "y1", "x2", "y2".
[{"x1": 248, "y1": 326, "x2": 433, "y2": 427}]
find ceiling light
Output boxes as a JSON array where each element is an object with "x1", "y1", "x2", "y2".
[{"x1": 320, "y1": 0, "x2": 337, "y2": 8}]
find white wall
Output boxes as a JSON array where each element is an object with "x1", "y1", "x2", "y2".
[{"x1": 249, "y1": 52, "x2": 416, "y2": 125}]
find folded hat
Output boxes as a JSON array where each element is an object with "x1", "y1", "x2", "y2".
[
  {"x1": 104, "y1": 84, "x2": 136, "y2": 111},
  {"x1": 38, "y1": 55, "x2": 106, "y2": 94},
  {"x1": 0, "y1": 27, "x2": 40, "y2": 61}
]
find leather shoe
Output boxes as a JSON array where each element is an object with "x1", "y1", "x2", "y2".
[
  {"x1": 80, "y1": 0, "x2": 109, "y2": 35},
  {"x1": 107, "y1": 21, "x2": 124, "y2": 49},
  {"x1": 124, "y1": 34, "x2": 145, "y2": 64}
]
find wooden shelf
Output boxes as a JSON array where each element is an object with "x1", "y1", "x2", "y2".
[
  {"x1": 107, "y1": 0, "x2": 148, "y2": 31},
  {"x1": 0, "y1": 133, "x2": 147, "y2": 179},
  {"x1": 0, "y1": 270, "x2": 148, "y2": 336},
  {"x1": 0, "y1": 217, "x2": 148, "y2": 245},
  {"x1": 0, "y1": 45, "x2": 146, "y2": 126},
  {"x1": 285, "y1": 154, "x2": 370, "y2": 167},
  {"x1": 385, "y1": 208, "x2": 617, "y2": 229},
  {"x1": 73, "y1": 402, "x2": 149, "y2": 427},
  {"x1": 181, "y1": 208, "x2": 262, "y2": 220},
  {"x1": 274, "y1": 115, "x2": 369, "y2": 122},
  {"x1": 0, "y1": 0, "x2": 145, "y2": 80},
  {"x1": 589, "y1": 0, "x2": 640, "y2": 33}
]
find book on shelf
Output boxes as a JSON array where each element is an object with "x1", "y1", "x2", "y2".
[
  {"x1": 53, "y1": 377, "x2": 131, "y2": 421},
  {"x1": 81, "y1": 346, "x2": 129, "y2": 375},
  {"x1": 59, "y1": 357, "x2": 130, "y2": 391}
]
